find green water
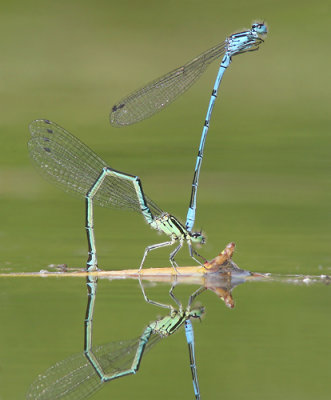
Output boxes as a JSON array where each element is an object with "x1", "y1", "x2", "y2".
[{"x1": 0, "y1": 0, "x2": 330, "y2": 398}]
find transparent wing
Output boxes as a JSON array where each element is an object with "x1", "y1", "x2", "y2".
[
  {"x1": 26, "y1": 334, "x2": 161, "y2": 400},
  {"x1": 28, "y1": 119, "x2": 162, "y2": 216},
  {"x1": 110, "y1": 41, "x2": 227, "y2": 126},
  {"x1": 110, "y1": 24, "x2": 267, "y2": 128}
]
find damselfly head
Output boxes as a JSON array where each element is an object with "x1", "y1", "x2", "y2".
[
  {"x1": 252, "y1": 22, "x2": 268, "y2": 35},
  {"x1": 191, "y1": 231, "x2": 205, "y2": 245},
  {"x1": 190, "y1": 306, "x2": 205, "y2": 319}
]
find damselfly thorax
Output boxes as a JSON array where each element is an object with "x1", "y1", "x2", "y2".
[{"x1": 151, "y1": 212, "x2": 203, "y2": 243}]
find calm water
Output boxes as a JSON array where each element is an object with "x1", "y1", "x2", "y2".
[
  {"x1": 1, "y1": 0, "x2": 330, "y2": 399},
  {"x1": 1, "y1": 269, "x2": 331, "y2": 400}
]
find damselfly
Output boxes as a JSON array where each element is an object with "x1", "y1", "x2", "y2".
[
  {"x1": 110, "y1": 22, "x2": 267, "y2": 232},
  {"x1": 28, "y1": 119, "x2": 206, "y2": 272},
  {"x1": 111, "y1": 22, "x2": 267, "y2": 127}
]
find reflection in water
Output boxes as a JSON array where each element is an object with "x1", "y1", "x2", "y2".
[
  {"x1": 26, "y1": 277, "x2": 206, "y2": 400},
  {"x1": 138, "y1": 278, "x2": 205, "y2": 399},
  {"x1": 203, "y1": 242, "x2": 263, "y2": 308},
  {"x1": 137, "y1": 242, "x2": 263, "y2": 310},
  {"x1": 26, "y1": 244, "x2": 258, "y2": 400},
  {"x1": 24, "y1": 242, "x2": 330, "y2": 399}
]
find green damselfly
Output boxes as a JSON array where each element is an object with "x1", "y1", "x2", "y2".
[{"x1": 28, "y1": 119, "x2": 206, "y2": 272}]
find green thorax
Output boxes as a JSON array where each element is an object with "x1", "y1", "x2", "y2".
[
  {"x1": 150, "y1": 213, "x2": 205, "y2": 244},
  {"x1": 151, "y1": 213, "x2": 188, "y2": 239},
  {"x1": 150, "y1": 307, "x2": 204, "y2": 337}
]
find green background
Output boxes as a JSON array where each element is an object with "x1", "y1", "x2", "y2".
[{"x1": 0, "y1": 0, "x2": 330, "y2": 399}]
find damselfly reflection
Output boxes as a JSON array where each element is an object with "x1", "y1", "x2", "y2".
[
  {"x1": 26, "y1": 278, "x2": 205, "y2": 400},
  {"x1": 26, "y1": 244, "x2": 261, "y2": 399}
]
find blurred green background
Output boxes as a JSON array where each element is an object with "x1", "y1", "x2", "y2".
[{"x1": 0, "y1": 0, "x2": 330, "y2": 399}]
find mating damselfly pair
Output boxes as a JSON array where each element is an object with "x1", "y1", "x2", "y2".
[
  {"x1": 28, "y1": 21, "x2": 267, "y2": 400},
  {"x1": 29, "y1": 22, "x2": 267, "y2": 273},
  {"x1": 28, "y1": 23, "x2": 267, "y2": 399}
]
